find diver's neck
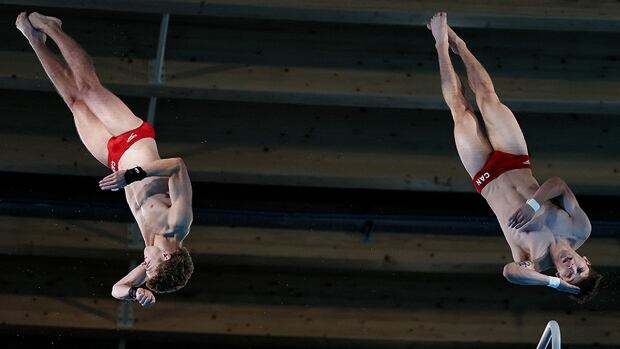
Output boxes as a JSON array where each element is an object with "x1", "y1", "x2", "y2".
[
  {"x1": 153, "y1": 234, "x2": 180, "y2": 253},
  {"x1": 549, "y1": 239, "x2": 574, "y2": 265}
]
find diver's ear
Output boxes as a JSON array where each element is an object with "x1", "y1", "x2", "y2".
[
  {"x1": 583, "y1": 256, "x2": 591, "y2": 266},
  {"x1": 163, "y1": 252, "x2": 172, "y2": 261}
]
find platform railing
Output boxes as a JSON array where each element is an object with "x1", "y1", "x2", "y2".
[{"x1": 536, "y1": 320, "x2": 561, "y2": 349}]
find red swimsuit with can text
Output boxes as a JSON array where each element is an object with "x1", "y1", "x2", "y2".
[
  {"x1": 107, "y1": 122, "x2": 155, "y2": 172},
  {"x1": 473, "y1": 151, "x2": 531, "y2": 193}
]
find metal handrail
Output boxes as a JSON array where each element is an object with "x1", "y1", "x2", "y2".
[{"x1": 536, "y1": 320, "x2": 561, "y2": 349}]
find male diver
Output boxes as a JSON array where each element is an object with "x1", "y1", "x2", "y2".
[
  {"x1": 428, "y1": 12, "x2": 601, "y2": 302},
  {"x1": 16, "y1": 12, "x2": 194, "y2": 308}
]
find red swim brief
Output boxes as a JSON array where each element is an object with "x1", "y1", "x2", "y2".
[
  {"x1": 107, "y1": 122, "x2": 155, "y2": 172},
  {"x1": 473, "y1": 151, "x2": 531, "y2": 193}
]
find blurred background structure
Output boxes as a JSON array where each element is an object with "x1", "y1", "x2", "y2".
[{"x1": 0, "y1": 1, "x2": 619, "y2": 348}]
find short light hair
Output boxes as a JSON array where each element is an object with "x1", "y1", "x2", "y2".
[{"x1": 146, "y1": 247, "x2": 194, "y2": 293}]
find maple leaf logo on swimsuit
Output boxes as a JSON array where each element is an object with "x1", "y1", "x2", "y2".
[{"x1": 126, "y1": 133, "x2": 138, "y2": 143}]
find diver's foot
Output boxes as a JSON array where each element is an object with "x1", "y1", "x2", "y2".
[
  {"x1": 28, "y1": 12, "x2": 63, "y2": 34},
  {"x1": 16, "y1": 12, "x2": 46, "y2": 44},
  {"x1": 427, "y1": 12, "x2": 449, "y2": 48}
]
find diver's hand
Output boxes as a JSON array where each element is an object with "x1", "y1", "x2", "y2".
[
  {"x1": 136, "y1": 288, "x2": 156, "y2": 308},
  {"x1": 99, "y1": 170, "x2": 127, "y2": 191},
  {"x1": 556, "y1": 280, "x2": 580, "y2": 295},
  {"x1": 508, "y1": 202, "x2": 535, "y2": 229}
]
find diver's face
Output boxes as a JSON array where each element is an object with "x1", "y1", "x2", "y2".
[
  {"x1": 143, "y1": 246, "x2": 170, "y2": 279},
  {"x1": 556, "y1": 251, "x2": 591, "y2": 284}
]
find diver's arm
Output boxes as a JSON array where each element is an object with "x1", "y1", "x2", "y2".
[
  {"x1": 111, "y1": 264, "x2": 147, "y2": 300},
  {"x1": 502, "y1": 262, "x2": 580, "y2": 295}
]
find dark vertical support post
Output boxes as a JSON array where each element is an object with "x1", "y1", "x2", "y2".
[{"x1": 147, "y1": 13, "x2": 170, "y2": 126}]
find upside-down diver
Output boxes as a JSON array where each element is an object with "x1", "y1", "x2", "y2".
[{"x1": 16, "y1": 12, "x2": 195, "y2": 308}]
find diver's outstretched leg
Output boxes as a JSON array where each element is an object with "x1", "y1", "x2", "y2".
[{"x1": 428, "y1": 12, "x2": 492, "y2": 177}]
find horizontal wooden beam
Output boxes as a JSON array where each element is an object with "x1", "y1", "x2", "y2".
[
  {"x1": 1, "y1": 246, "x2": 617, "y2": 346},
  {"x1": 1, "y1": 215, "x2": 618, "y2": 273},
  {"x1": 4, "y1": 253, "x2": 619, "y2": 312},
  {"x1": 2, "y1": 50, "x2": 620, "y2": 115},
  {"x1": 0, "y1": 98, "x2": 618, "y2": 194},
  {"x1": 3, "y1": 0, "x2": 620, "y2": 31},
  {"x1": 0, "y1": 294, "x2": 617, "y2": 345}
]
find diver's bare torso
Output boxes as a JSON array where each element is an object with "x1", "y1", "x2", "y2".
[
  {"x1": 116, "y1": 138, "x2": 172, "y2": 246},
  {"x1": 482, "y1": 169, "x2": 587, "y2": 270}
]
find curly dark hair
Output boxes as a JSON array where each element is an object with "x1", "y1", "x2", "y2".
[
  {"x1": 146, "y1": 247, "x2": 194, "y2": 293},
  {"x1": 570, "y1": 268, "x2": 603, "y2": 304}
]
